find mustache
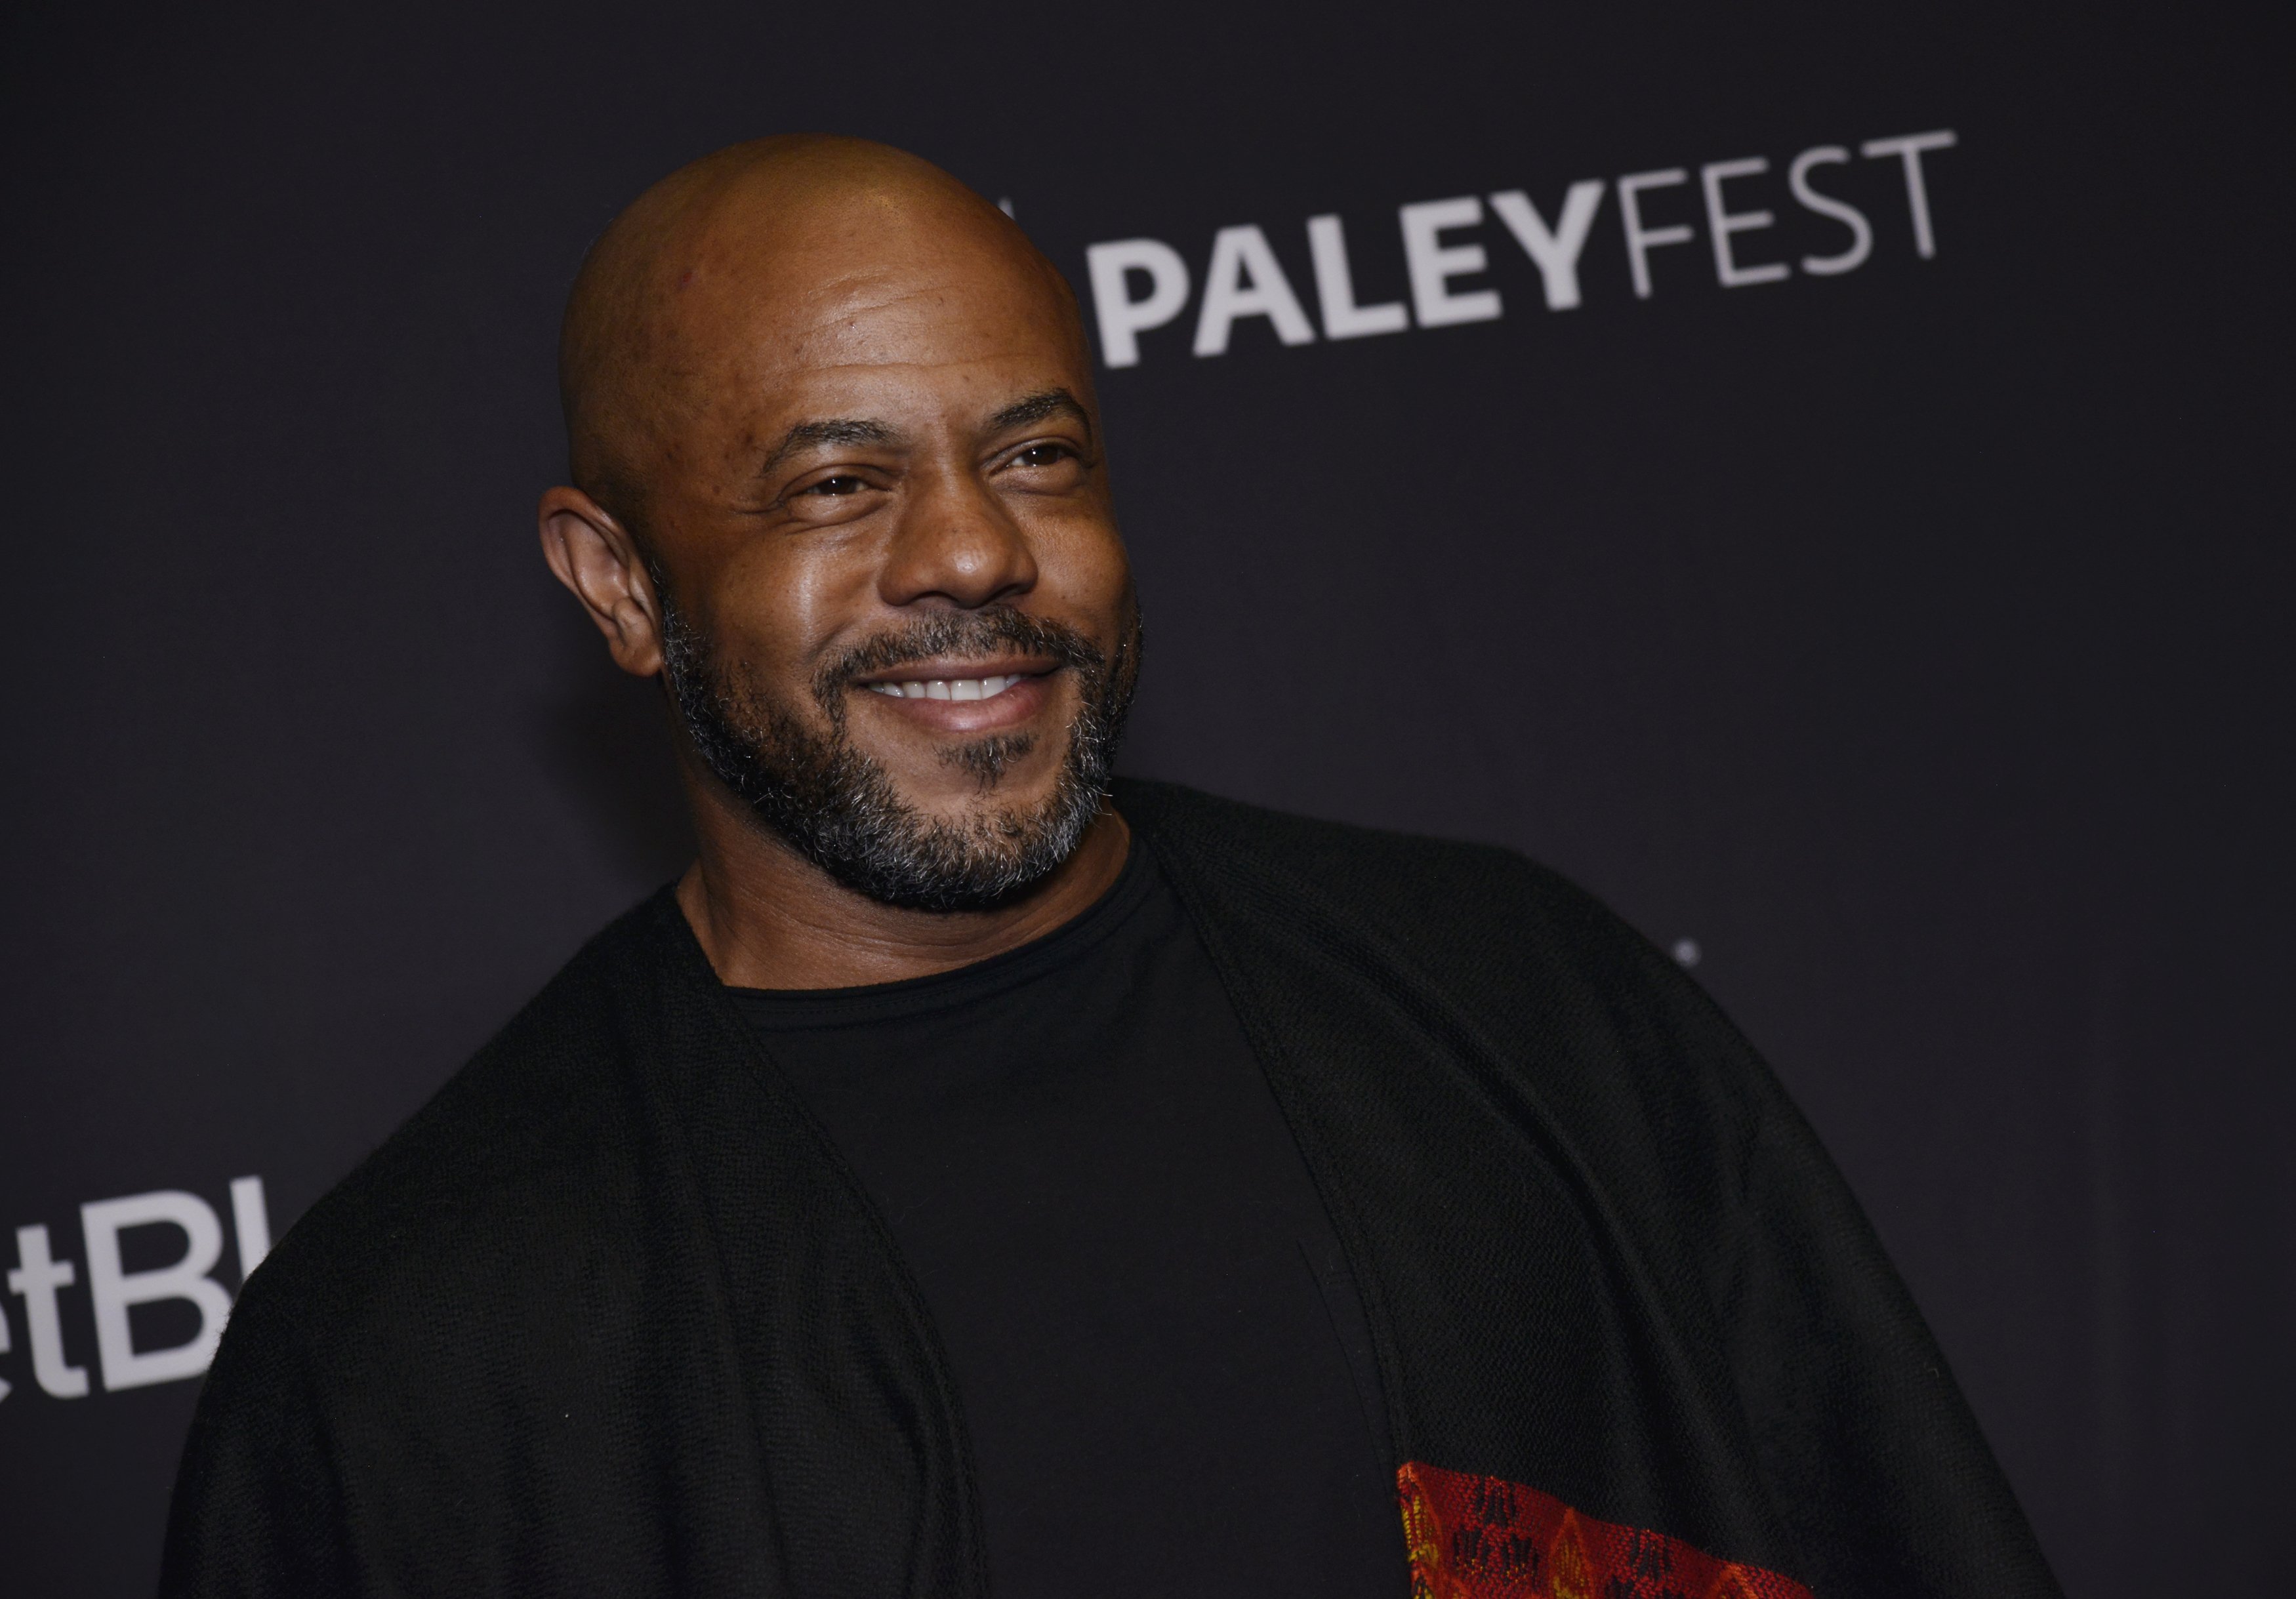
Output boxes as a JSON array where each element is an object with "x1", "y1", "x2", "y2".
[{"x1": 813, "y1": 608, "x2": 1108, "y2": 702}]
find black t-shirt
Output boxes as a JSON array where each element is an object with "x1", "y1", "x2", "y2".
[{"x1": 730, "y1": 841, "x2": 1405, "y2": 1596}]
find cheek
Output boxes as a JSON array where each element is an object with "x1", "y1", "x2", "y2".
[
  {"x1": 708, "y1": 542, "x2": 878, "y2": 678},
  {"x1": 1031, "y1": 512, "x2": 1133, "y2": 627}
]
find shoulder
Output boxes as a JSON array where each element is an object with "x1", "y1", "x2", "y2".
[
  {"x1": 169, "y1": 893, "x2": 733, "y2": 1588},
  {"x1": 223, "y1": 893, "x2": 680, "y2": 1377},
  {"x1": 1118, "y1": 777, "x2": 1666, "y2": 991},
  {"x1": 1118, "y1": 779, "x2": 1773, "y2": 1144}
]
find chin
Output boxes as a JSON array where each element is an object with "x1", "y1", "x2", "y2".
[
  {"x1": 907, "y1": 769, "x2": 1067, "y2": 824},
  {"x1": 885, "y1": 727, "x2": 1056, "y2": 801}
]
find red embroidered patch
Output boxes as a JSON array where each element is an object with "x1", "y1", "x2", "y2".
[{"x1": 1397, "y1": 1460, "x2": 1814, "y2": 1599}]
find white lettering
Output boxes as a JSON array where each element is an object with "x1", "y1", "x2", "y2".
[
  {"x1": 1700, "y1": 157, "x2": 1790, "y2": 288},
  {"x1": 1788, "y1": 146, "x2": 1873, "y2": 275},
  {"x1": 1617, "y1": 169, "x2": 1695, "y2": 299},
  {"x1": 81, "y1": 1190, "x2": 233, "y2": 1391},
  {"x1": 1399, "y1": 197, "x2": 1502, "y2": 327},
  {"x1": 230, "y1": 1175, "x2": 272, "y2": 1279},
  {"x1": 1860, "y1": 129, "x2": 1957, "y2": 258},
  {"x1": 1306, "y1": 214, "x2": 1408, "y2": 340},
  {"x1": 1193, "y1": 225, "x2": 1317, "y2": 356},
  {"x1": 7, "y1": 1224, "x2": 89, "y2": 1398},
  {"x1": 1084, "y1": 239, "x2": 1191, "y2": 369},
  {"x1": 1082, "y1": 127, "x2": 1954, "y2": 367},
  {"x1": 1488, "y1": 182, "x2": 1607, "y2": 310}
]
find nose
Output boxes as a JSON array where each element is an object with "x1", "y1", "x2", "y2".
[{"x1": 876, "y1": 466, "x2": 1039, "y2": 611}]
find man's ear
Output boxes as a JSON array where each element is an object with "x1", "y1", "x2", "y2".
[{"x1": 538, "y1": 486, "x2": 666, "y2": 678}]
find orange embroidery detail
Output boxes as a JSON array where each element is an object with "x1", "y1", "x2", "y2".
[{"x1": 1396, "y1": 1461, "x2": 1814, "y2": 1599}]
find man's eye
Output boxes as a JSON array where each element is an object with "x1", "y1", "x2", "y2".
[
  {"x1": 808, "y1": 474, "x2": 868, "y2": 496},
  {"x1": 1014, "y1": 443, "x2": 1072, "y2": 468}
]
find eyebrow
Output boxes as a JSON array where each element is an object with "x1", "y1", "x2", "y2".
[
  {"x1": 756, "y1": 417, "x2": 903, "y2": 476},
  {"x1": 988, "y1": 387, "x2": 1094, "y2": 441},
  {"x1": 755, "y1": 388, "x2": 1094, "y2": 479}
]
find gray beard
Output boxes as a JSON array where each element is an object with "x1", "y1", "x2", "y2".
[{"x1": 658, "y1": 600, "x2": 1139, "y2": 913}]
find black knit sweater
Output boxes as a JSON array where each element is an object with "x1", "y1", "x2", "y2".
[{"x1": 159, "y1": 780, "x2": 2060, "y2": 1598}]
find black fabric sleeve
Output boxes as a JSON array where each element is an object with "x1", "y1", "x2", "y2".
[
  {"x1": 1500, "y1": 853, "x2": 2063, "y2": 1596},
  {"x1": 157, "y1": 1273, "x2": 360, "y2": 1598},
  {"x1": 1698, "y1": 998, "x2": 2064, "y2": 1599},
  {"x1": 1477, "y1": 858, "x2": 2064, "y2": 1597}
]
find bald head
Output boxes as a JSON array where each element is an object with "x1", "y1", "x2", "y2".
[
  {"x1": 560, "y1": 135, "x2": 1086, "y2": 527},
  {"x1": 538, "y1": 134, "x2": 1135, "y2": 942}
]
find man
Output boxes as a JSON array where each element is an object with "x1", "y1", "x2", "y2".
[{"x1": 161, "y1": 136, "x2": 2060, "y2": 1598}]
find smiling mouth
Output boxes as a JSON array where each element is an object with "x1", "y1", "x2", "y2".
[{"x1": 865, "y1": 674, "x2": 1029, "y2": 702}]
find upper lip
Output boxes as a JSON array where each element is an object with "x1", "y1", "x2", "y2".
[{"x1": 850, "y1": 654, "x2": 1059, "y2": 685}]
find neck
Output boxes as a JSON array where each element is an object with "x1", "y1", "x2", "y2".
[{"x1": 674, "y1": 788, "x2": 1132, "y2": 990}]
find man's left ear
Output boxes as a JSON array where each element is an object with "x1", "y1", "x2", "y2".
[{"x1": 537, "y1": 486, "x2": 665, "y2": 678}]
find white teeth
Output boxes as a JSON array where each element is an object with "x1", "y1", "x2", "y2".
[{"x1": 869, "y1": 674, "x2": 1024, "y2": 700}]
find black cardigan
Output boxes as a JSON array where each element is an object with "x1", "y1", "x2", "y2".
[{"x1": 160, "y1": 780, "x2": 2060, "y2": 1598}]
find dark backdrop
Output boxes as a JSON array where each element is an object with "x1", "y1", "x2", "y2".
[{"x1": 3, "y1": 3, "x2": 2287, "y2": 1593}]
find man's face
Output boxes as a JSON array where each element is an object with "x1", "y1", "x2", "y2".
[{"x1": 630, "y1": 207, "x2": 1138, "y2": 910}]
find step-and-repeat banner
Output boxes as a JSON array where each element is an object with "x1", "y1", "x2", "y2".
[{"x1": 2, "y1": 4, "x2": 2286, "y2": 1593}]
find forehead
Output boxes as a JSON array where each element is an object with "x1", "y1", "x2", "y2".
[{"x1": 672, "y1": 207, "x2": 1087, "y2": 424}]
